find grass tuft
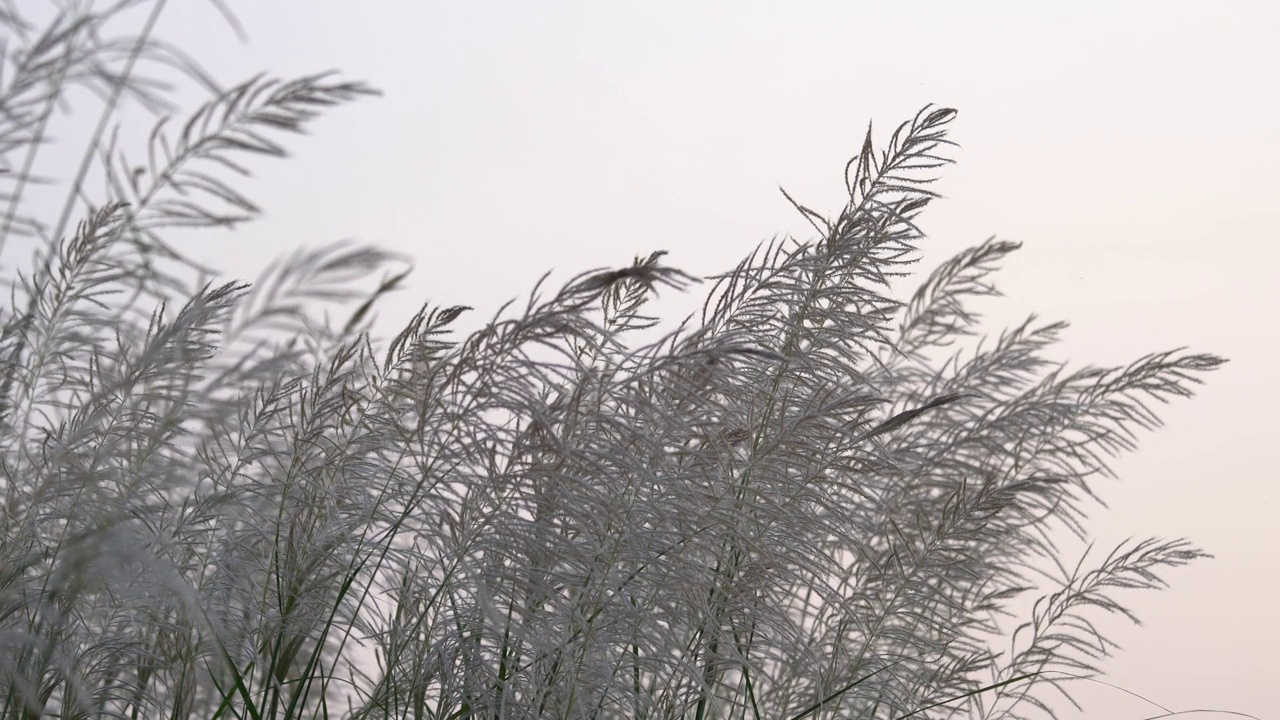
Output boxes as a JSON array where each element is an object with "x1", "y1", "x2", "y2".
[{"x1": 0, "y1": 3, "x2": 1243, "y2": 719}]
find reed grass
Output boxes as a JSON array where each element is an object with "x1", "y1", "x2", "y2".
[{"x1": 0, "y1": 3, "x2": 1237, "y2": 719}]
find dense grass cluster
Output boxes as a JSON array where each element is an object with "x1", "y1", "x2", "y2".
[{"x1": 0, "y1": 3, "x2": 1231, "y2": 719}]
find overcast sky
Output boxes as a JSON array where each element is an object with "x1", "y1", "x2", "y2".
[{"x1": 41, "y1": 1, "x2": 1279, "y2": 716}]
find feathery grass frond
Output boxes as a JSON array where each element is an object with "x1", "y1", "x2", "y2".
[{"x1": 0, "y1": 5, "x2": 1238, "y2": 720}]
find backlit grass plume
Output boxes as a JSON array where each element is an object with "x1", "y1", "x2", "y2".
[{"x1": 0, "y1": 3, "x2": 1231, "y2": 719}]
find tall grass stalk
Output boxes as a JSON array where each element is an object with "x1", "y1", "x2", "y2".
[{"x1": 0, "y1": 3, "x2": 1233, "y2": 719}]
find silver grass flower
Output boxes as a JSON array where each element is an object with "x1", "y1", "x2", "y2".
[{"x1": 0, "y1": 4, "x2": 1239, "y2": 720}]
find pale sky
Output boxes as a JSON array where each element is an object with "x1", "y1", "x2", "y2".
[{"x1": 47, "y1": 1, "x2": 1280, "y2": 716}]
